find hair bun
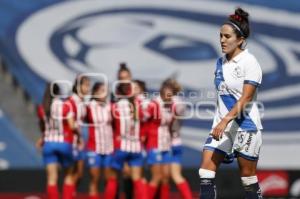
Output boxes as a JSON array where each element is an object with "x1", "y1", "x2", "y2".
[
  {"x1": 234, "y1": 7, "x2": 249, "y2": 22},
  {"x1": 119, "y1": 62, "x2": 128, "y2": 70}
]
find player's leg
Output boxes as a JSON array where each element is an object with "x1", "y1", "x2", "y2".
[
  {"x1": 235, "y1": 131, "x2": 263, "y2": 199},
  {"x1": 59, "y1": 143, "x2": 76, "y2": 199},
  {"x1": 86, "y1": 151, "x2": 101, "y2": 199},
  {"x1": 43, "y1": 143, "x2": 60, "y2": 199},
  {"x1": 63, "y1": 165, "x2": 76, "y2": 199},
  {"x1": 170, "y1": 146, "x2": 193, "y2": 199},
  {"x1": 237, "y1": 157, "x2": 262, "y2": 199},
  {"x1": 104, "y1": 167, "x2": 118, "y2": 199},
  {"x1": 46, "y1": 163, "x2": 60, "y2": 199},
  {"x1": 148, "y1": 164, "x2": 161, "y2": 199},
  {"x1": 129, "y1": 152, "x2": 147, "y2": 199},
  {"x1": 199, "y1": 132, "x2": 232, "y2": 199},
  {"x1": 199, "y1": 150, "x2": 224, "y2": 199},
  {"x1": 110, "y1": 150, "x2": 127, "y2": 199},
  {"x1": 122, "y1": 163, "x2": 133, "y2": 199},
  {"x1": 147, "y1": 150, "x2": 163, "y2": 199},
  {"x1": 88, "y1": 167, "x2": 101, "y2": 199},
  {"x1": 130, "y1": 166, "x2": 145, "y2": 199},
  {"x1": 160, "y1": 163, "x2": 171, "y2": 199},
  {"x1": 72, "y1": 148, "x2": 85, "y2": 187},
  {"x1": 171, "y1": 163, "x2": 193, "y2": 199}
]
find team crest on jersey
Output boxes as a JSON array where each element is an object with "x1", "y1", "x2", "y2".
[{"x1": 232, "y1": 66, "x2": 243, "y2": 79}]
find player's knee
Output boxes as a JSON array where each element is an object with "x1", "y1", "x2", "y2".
[
  {"x1": 240, "y1": 167, "x2": 256, "y2": 177},
  {"x1": 152, "y1": 172, "x2": 162, "y2": 183},
  {"x1": 171, "y1": 171, "x2": 183, "y2": 183}
]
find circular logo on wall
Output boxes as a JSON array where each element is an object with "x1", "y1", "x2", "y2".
[{"x1": 14, "y1": 0, "x2": 300, "y2": 167}]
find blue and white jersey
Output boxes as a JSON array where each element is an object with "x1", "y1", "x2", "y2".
[{"x1": 212, "y1": 49, "x2": 263, "y2": 132}]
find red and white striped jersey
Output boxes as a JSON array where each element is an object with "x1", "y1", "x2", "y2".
[
  {"x1": 135, "y1": 94, "x2": 150, "y2": 142},
  {"x1": 37, "y1": 98, "x2": 74, "y2": 144},
  {"x1": 68, "y1": 94, "x2": 87, "y2": 147},
  {"x1": 112, "y1": 99, "x2": 143, "y2": 153},
  {"x1": 86, "y1": 100, "x2": 114, "y2": 154},
  {"x1": 68, "y1": 94, "x2": 86, "y2": 124},
  {"x1": 135, "y1": 94, "x2": 150, "y2": 119},
  {"x1": 145, "y1": 97, "x2": 174, "y2": 151}
]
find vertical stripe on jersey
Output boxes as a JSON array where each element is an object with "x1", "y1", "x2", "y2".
[
  {"x1": 58, "y1": 102, "x2": 64, "y2": 142},
  {"x1": 214, "y1": 58, "x2": 224, "y2": 89},
  {"x1": 158, "y1": 126, "x2": 171, "y2": 151},
  {"x1": 98, "y1": 106, "x2": 105, "y2": 154},
  {"x1": 92, "y1": 104, "x2": 100, "y2": 153},
  {"x1": 90, "y1": 102, "x2": 113, "y2": 154},
  {"x1": 157, "y1": 98, "x2": 172, "y2": 151},
  {"x1": 103, "y1": 105, "x2": 113, "y2": 154},
  {"x1": 120, "y1": 103, "x2": 126, "y2": 151},
  {"x1": 118, "y1": 101, "x2": 141, "y2": 153}
]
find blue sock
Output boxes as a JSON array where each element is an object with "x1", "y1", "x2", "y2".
[
  {"x1": 200, "y1": 178, "x2": 216, "y2": 199},
  {"x1": 244, "y1": 182, "x2": 263, "y2": 199}
]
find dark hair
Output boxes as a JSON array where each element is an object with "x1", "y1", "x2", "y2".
[
  {"x1": 226, "y1": 7, "x2": 250, "y2": 39},
  {"x1": 91, "y1": 82, "x2": 104, "y2": 100},
  {"x1": 42, "y1": 82, "x2": 60, "y2": 118},
  {"x1": 116, "y1": 82, "x2": 132, "y2": 97},
  {"x1": 118, "y1": 62, "x2": 131, "y2": 79},
  {"x1": 133, "y1": 79, "x2": 147, "y2": 93},
  {"x1": 72, "y1": 75, "x2": 89, "y2": 94}
]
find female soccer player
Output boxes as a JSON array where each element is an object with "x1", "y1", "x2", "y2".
[
  {"x1": 199, "y1": 8, "x2": 263, "y2": 199},
  {"x1": 110, "y1": 82, "x2": 147, "y2": 199},
  {"x1": 37, "y1": 83, "x2": 77, "y2": 199},
  {"x1": 85, "y1": 82, "x2": 117, "y2": 199},
  {"x1": 69, "y1": 75, "x2": 90, "y2": 187},
  {"x1": 164, "y1": 79, "x2": 193, "y2": 199},
  {"x1": 146, "y1": 82, "x2": 175, "y2": 199}
]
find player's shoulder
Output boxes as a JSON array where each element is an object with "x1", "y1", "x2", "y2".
[{"x1": 241, "y1": 49, "x2": 260, "y2": 65}]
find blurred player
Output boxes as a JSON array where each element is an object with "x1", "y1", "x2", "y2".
[
  {"x1": 132, "y1": 79, "x2": 150, "y2": 196},
  {"x1": 145, "y1": 82, "x2": 175, "y2": 199},
  {"x1": 111, "y1": 62, "x2": 132, "y2": 103},
  {"x1": 69, "y1": 75, "x2": 90, "y2": 189},
  {"x1": 199, "y1": 8, "x2": 263, "y2": 199},
  {"x1": 163, "y1": 79, "x2": 193, "y2": 199},
  {"x1": 112, "y1": 63, "x2": 134, "y2": 199},
  {"x1": 110, "y1": 82, "x2": 147, "y2": 199},
  {"x1": 85, "y1": 82, "x2": 117, "y2": 199},
  {"x1": 36, "y1": 83, "x2": 77, "y2": 199}
]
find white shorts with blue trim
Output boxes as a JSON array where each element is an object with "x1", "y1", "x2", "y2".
[{"x1": 203, "y1": 130, "x2": 262, "y2": 161}]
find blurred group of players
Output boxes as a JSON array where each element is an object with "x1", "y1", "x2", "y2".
[{"x1": 36, "y1": 63, "x2": 193, "y2": 199}]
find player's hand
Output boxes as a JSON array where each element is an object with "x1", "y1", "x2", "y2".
[{"x1": 211, "y1": 120, "x2": 228, "y2": 141}]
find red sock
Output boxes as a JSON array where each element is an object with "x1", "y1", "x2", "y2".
[
  {"x1": 47, "y1": 184, "x2": 59, "y2": 199},
  {"x1": 141, "y1": 180, "x2": 148, "y2": 199},
  {"x1": 104, "y1": 178, "x2": 117, "y2": 199},
  {"x1": 160, "y1": 184, "x2": 170, "y2": 199},
  {"x1": 62, "y1": 184, "x2": 75, "y2": 199},
  {"x1": 176, "y1": 181, "x2": 193, "y2": 199},
  {"x1": 133, "y1": 179, "x2": 148, "y2": 199},
  {"x1": 147, "y1": 184, "x2": 158, "y2": 199},
  {"x1": 89, "y1": 194, "x2": 100, "y2": 199}
]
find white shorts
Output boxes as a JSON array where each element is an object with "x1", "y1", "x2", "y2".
[{"x1": 203, "y1": 130, "x2": 262, "y2": 161}]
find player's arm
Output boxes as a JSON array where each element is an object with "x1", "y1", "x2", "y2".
[{"x1": 64, "y1": 101, "x2": 79, "y2": 135}]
